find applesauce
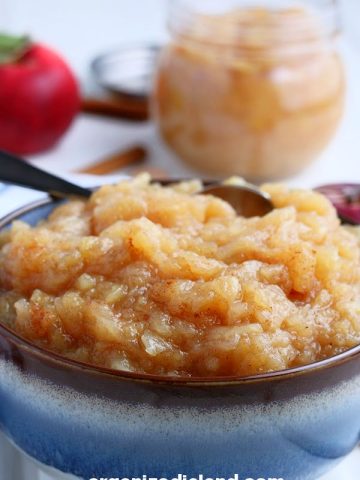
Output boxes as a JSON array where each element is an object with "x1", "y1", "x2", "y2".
[
  {"x1": 153, "y1": 1, "x2": 345, "y2": 180},
  {"x1": 0, "y1": 175, "x2": 360, "y2": 377}
]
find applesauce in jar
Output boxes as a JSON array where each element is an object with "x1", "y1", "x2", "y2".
[{"x1": 153, "y1": 0, "x2": 345, "y2": 180}]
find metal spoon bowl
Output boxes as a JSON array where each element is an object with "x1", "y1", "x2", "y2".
[{"x1": 202, "y1": 183, "x2": 273, "y2": 218}]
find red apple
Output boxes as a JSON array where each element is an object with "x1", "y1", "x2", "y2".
[{"x1": 0, "y1": 34, "x2": 80, "y2": 155}]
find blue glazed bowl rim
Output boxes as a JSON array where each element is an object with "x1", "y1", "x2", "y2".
[{"x1": 1, "y1": 196, "x2": 360, "y2": 387}]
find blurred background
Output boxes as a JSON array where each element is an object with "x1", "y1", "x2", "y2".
[
  {"x1": 1, "y1": 0, "x2": 168, "y2": 75},
  {"x1": 0, "y1": 0, "x2": 359, "y2": 188},
  {"x1": 2, "y1": 1, "x2": 359, "y2": 87}
]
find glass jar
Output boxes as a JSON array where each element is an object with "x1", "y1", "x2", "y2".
[{"x1": 153, "y1": 0, "x2": 345, "y2": 181}]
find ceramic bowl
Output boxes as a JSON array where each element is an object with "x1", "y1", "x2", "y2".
[{"x1": 0, "y1": 198, "x2": 360, "y2": 480}]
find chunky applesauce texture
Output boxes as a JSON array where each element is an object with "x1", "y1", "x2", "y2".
[{"x1": 0, "y1": 175, "x2": 360, "y2": 377}]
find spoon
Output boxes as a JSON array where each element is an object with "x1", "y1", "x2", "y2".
[
  {"x1": 0, "y1": 150, "x2": 274, "y2": 218},
  {"x1": 0, "y1": 150, "x2": 358, "y2": 223}
]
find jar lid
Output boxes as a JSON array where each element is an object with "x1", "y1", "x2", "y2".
[{"x1": 91, "y1": 45, "x2": 161, "y2": 100}]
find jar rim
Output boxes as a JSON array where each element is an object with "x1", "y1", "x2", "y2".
[{"x1": 168, "y1": 0, "x2": 341, "y2": 51}]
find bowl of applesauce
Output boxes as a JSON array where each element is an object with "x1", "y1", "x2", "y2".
[
  {"x1": 0, "y1": 175, "x2": 359, "y2": 480},
  {"x1": 153, "y1": 0, "x2": 345, "y2": 180}
]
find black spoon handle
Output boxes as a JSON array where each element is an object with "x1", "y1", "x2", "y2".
[{"x1": 0, "y1": 150, "x2": 92, "y2": 199}]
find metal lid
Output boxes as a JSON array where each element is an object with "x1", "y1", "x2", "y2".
[{"x1": 91, "y1": 45, "x2": 161, "y2": 100}]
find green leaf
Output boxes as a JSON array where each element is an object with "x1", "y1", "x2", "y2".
[{"x1": 0, "y1": 33, "x2": 31, "y2": 64}]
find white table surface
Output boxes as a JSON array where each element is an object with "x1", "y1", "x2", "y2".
[{"x1": 0, "y1": 1, "x2": 360, "y2": 479}]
